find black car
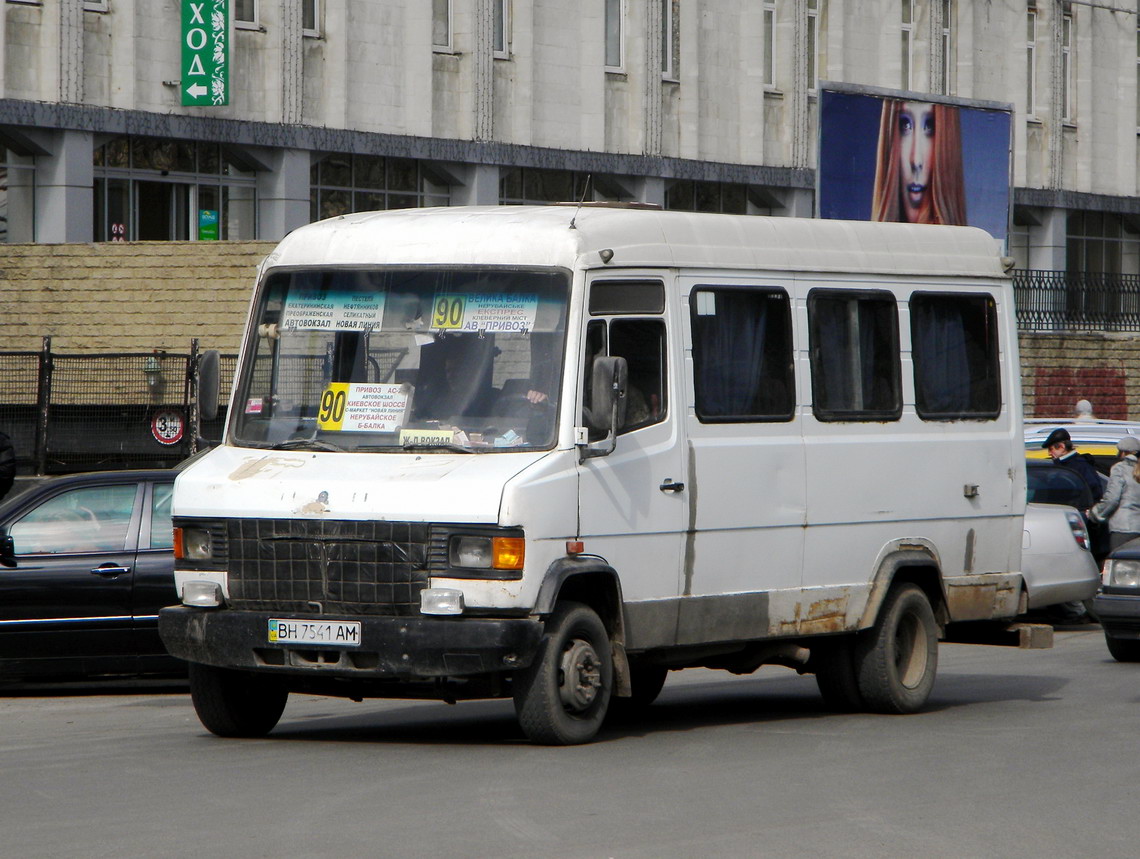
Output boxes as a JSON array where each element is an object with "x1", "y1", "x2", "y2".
[
  {"x1": 0, "y1": 469, "x2": 180, "y2": 682},
  {"x1": 1094, "y1": 538, "x2": 1140, "y2": 662}
]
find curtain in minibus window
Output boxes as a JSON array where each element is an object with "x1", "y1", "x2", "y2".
[
  {"x1": 911, "y1": 292, "x2": 1000, "y2": 420},
  {"x1": 690, "y1": 287, "x2": 794, "y2": 421},
  {"x1": 809, "y1": 290, "x2": 901, "y2": 421}
]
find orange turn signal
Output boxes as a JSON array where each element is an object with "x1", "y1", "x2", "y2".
[{"x1": 492, "y1": 537, "x2": 525, "y2": 570}]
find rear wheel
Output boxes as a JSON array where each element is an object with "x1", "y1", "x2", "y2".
[
  {"x1": 1105, "y1": 631, "x2": 1140, "y2": 663},
  {"x1": 188, "y1": 663, "x2": 288, "y2": 738},
  {"x1": 513, "y1": 601, "x2": 613, "y2": 745},
  {"x1": 813, "y1": 635, "x2": 864, "y2": 712},
  {"x1": 608, "y1": 662, "x2": 668, "y2": 722},
  {"x1": 855, "y1": 584, "x2": 938, "y2": 714}
]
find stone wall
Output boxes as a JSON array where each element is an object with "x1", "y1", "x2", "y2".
[
  {"x1": 1019, "y1": 332, "x2": 1140, "y2": 421},
  {"x1": 0, "y1": 241, "x2": 275, "y2": 354},
  {"x1": 4, "y1": 242, "x2": 1140, "y2": 421}
]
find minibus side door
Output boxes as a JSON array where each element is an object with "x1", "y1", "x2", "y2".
[{"x1": 576, "y1": 278, "x2": 686, "y2": 651}]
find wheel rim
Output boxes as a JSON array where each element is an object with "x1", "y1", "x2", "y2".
[
  {"x1": 558, "y1": 637, "x2": 603, "y2": 713},
  {"x1": 893, "y1": 610, "x2": 929, "y2": 689}
]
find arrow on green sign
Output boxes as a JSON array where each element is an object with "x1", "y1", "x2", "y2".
[{"x1": 181, "y1": 0, "x2": 229, "y2": 106}]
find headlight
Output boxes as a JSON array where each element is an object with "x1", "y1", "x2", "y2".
[
  {"x1": 449, "y1": 535, "x2": 525, "y2": 571},
  {"x1": 174, "y1": 527, "x2": 213, "y2": 561},
  {"x1": 1103, "y1": 558, "x2": 1140, "y2": 588}
]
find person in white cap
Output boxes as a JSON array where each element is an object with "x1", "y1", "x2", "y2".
[{"x1": 1088, "y1": 435, "x2": 1140, "y2": 552}]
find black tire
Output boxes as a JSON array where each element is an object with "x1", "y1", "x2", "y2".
[
  {"x1": 855, "y1": 584, "x2": 938, "y2": 714},
  {"x1": 813, "y1": 635, "x2": 864, "y2": 712},
  {"x1": 1105, "y1": 631, "x2": 1140, "y2": 662},
  {"x1": 513, "y1": 601, "x2": 613, "y2": 745},
  {"x1": 188, "y1": 663, "x2": 289, "y2": 738},
  {"x1": 607, "y1": 662, "x2": 668, "y2": 722}
]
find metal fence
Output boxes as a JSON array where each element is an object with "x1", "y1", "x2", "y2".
[
  {"x1": 1013, "y1": 269, "x2": 1140, "y2": 332},
  {"x1": 0, "y1": 338, "x2": 235, "y2": 475}
]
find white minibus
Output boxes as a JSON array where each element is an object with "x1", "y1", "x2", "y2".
[{"x1": 160, "y1": 205, "x2": 1039, "y2": 744}]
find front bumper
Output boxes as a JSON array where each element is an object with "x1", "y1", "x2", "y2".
[
  {"x1": 159, "y1": 606, "x2": 543, "y2": 680},
  {"x1": 1092, "y1": 591, "x2": 1140, "y2": 639}
]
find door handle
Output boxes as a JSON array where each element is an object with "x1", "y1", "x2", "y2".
[
  {"x1": 90, "y1": 564, "x2": 132, "y2": 577},
  {"x1": 659, "y1": 478, "x2": 685, "y2": 493}
]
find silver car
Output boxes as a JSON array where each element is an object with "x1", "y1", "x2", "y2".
[{"x1": 1022, "y1": 460, "x2": 1100, "y2": 612}]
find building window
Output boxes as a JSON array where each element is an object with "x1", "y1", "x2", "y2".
[
  {"x1": 911, "y1": 293, "x2": 1001, "y2": 420},
  {"x1": 940, "y1": 0, "x2": 954, "y2": 94},
  {"x1": 310, "y1": 154, "x2": 450, "y2": 222},
  {"x1": 1062, "y1": 11, "x2": 1074, "y2": 122},
  {"x1": 807, "y1": 0, "x2": 820, "y2": 92},
  {"x1": 763, "y1": 0, "x2": 777, "y2": 88},
  {"x1": 234, "y1": 0, "x2": 258, "y2": 29},
  {"x1": 808, "y1": 289, "x2": 901, "y2": 422},
  {"x1": 493, "y1": 0, "x2": 509, "y2": 58},
  {"x1": 92, "y1": 137, "x2": 258, "y2": 242},
  {"x1": 1027, "y1": 5, "x2": 1038, "y2": 118},
  {"x1": 662, "y1": 0, "x2": 677, "y2": 81},
  {"x1": 664, "y1": 180, "x2": 747, "y2": 214},
  {"x1": 499, "y1": 168, "x2": 595, "y2": 204},
  {"x1": 302, "y1": 0, "x2": 320, "y2": 37},
  {"x1": 1067, "y1": 211, "x2": 1140, "y2": 276},
  {"x1": 0, "y1": 148, "x2": 36, "y2": 243},
  {"x1": 901, "y1": 0, "x2": 913, "y2": 90},
  {"x1": 690, "y1": 287, "x2": 795, "y2": 422},
  {"x1": 605, "y1": 0, "x2": 624, "y2": 71},
  {"x1": 432, "y1": 0, "x2": 452, "y2": 51}
]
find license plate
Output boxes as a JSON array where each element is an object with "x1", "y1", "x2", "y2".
[{"x1": 268, "y1": 618, "x2": 361, "y2": 647}]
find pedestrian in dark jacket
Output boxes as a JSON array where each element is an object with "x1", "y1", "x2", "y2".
[{"x1": 1042, "y1": 427, "x2": 1103, "y2": 503}]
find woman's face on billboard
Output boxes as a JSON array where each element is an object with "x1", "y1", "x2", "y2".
[{"x1": 897, "y1": 101, "x2": 935, "y2": 222}]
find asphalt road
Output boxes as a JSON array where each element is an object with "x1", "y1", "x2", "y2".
[{"x1": 1, "y1": 627, "x2": 1136, "y2": 859}]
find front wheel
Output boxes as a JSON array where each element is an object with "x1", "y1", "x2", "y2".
[
  {"x1": 855, "y1": 584, "x2": 939, "y2": 714},
  {"x1": 1105, "y1": 631, "x2": 1140, "y2": 662},
  {"x1": 188, "y1": 663, "x2": 289, "y2": 738},
  {"x1": 513, "y1": 601, "x2": 613, "y2": 745}
]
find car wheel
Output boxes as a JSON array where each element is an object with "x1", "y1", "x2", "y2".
[
  {"x1": 189, "y1": 663, "x2": 288, "y2": 738},
  {"x1": 1104, "y1": 631, "x2": 1140, "y2": 663},
  {"x1": 513, "y1": 601, "x2": 613, "y2": 745},
  {"x1": 855, "y1": 584, "x2": 938, "y2": 714},
  {"x1": 813, "y1": 634, "x2": 865, "y2": 712}
]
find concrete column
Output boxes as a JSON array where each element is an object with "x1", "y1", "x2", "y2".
[
  {"x1": 449, "y1": 164, "x2": 500, "y2": 206},
  {"x1": 36, "y1": 129, "x2": 93, "y2": 243},
  {"x1": 1030, "y1": 206, "x2": 1067, "y2": 272},
  {"x1": 256, "y1": 148, "x2": 311, "y2": 240}
]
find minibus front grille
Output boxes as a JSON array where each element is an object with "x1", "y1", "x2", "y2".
[{"x1": 225, "y1": 519, "x2": 430, "y2": 616}]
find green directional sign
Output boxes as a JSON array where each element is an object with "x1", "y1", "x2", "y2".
[{"x1": 181, "y1": 0, "x2": 229, "y2": 106}]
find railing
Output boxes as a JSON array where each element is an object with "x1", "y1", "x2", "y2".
[
  {"x1": 1013, "y1": 269, "x2": 1140, "y2": 332},
  {"x1": 0, "y1": 337, "x2": 235, "y2": 476}
]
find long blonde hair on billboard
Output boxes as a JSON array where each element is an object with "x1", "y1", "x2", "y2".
[{"x1": 871, "y1": 99, "x2": 967, "y2": 226}]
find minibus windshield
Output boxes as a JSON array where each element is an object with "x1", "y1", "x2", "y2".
[{"x1": 231, "y1": 267, "x2": 570, "y2": 453}]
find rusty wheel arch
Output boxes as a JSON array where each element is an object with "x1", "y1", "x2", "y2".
[{"x1": 858, "y1": 549, "x2": 949, "y2": 632}]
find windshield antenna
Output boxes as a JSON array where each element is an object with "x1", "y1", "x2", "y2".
[{"x1": 569, "y1": 175, "x2": 592, "y2": 230}]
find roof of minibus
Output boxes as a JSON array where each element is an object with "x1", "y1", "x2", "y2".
[{"x1": 263, "y1": 205, "x2": 1008, "y2": 278}]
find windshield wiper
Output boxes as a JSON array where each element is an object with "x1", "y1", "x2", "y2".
[
  {"x1": 400, "y1": 442, "x2": 474, "y2": 454},
  {"x1": 269, "y1": 439, "x2": 345, "y2": 452}
]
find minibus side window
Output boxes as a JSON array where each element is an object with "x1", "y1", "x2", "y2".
[
  {"x1": 808, "y1": 289, "x2": 902, "y2": 421},
  {"x1": 911, "y1": 292, "x2": 1001, "y2": 420},
  {"x1": 690, "y1": 286, "x2": 794, "y2": 422},
  {"x1": 582, "y1": 317, "x2": 667, "y2": 436}
]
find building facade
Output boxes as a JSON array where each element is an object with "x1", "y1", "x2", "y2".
[{"x1": 1, "y1": 1, "x2": 1139, "y2": 301}]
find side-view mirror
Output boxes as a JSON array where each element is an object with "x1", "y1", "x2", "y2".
[
  {"x1": 580, "y1": 355, "x2": 628, "y2": 459},
  {"x1": 0, "y1": 532, "x2": 16, "y2": 568},
  {"x1": 197, "y1": 349, "x2": 221, "y2": 422}
]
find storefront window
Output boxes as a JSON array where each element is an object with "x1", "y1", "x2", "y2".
[
  {"x1": 93, "y1": 136, "x2": 258, "y2": 242},
  {"x1": 309, "y1": 153, "x2": 449, "y2": 221},
  {"x1": 0, "y1": 148, "x2": 36, "y2": 243}
]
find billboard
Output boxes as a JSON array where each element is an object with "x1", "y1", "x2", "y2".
[{"x1": 817, "y1": 84, "x2": 1012, "y2": 242}]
